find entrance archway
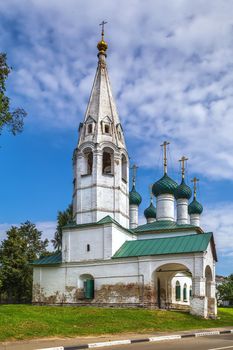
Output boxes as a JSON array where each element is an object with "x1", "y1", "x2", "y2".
[{"x1": 153, "y1": 263, "x2": 192, "y2": 309}]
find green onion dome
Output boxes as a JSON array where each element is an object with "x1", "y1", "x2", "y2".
[
  {"x1": 174, "y1": 179, "x2": 192, "y2": 200},
  {"x1": 129, "y1": 185, "x2": 142, "y2": 206},
  {"x1": 188, "y1": 198, "x2": 203, "y2": 215},
  {"x1": 152, "y1": 174, "x2": 178, "y2": 197},
  {"x1": 144, "y1": 202, "x2": 156, "y2": 219}
]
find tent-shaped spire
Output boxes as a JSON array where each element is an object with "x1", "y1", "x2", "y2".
[{"x1": 78, "y1": 27, "x2": 126, "y2": 148}]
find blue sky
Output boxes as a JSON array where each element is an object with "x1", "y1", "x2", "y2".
[{"x1": 0, "y1": 0, "x2": 233, "y2": 275}]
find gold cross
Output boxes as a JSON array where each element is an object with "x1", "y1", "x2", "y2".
[
  {"x1": 179, "y1": 156, "x2": 188, "y2": 179},
  {"x1": 99, "y1": 20, "x2": 107, "y2": 40},
  {"x1": 131, "y1": 164, "x2": 138, "y2": 186},
  {"x1": 191, "y1": 177, "x2": 199, "y2": 198},
  {"x1": 160, "y1": 141, "x2": 170, "y2": 174}
]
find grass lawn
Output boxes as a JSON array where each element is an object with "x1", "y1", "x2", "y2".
[{"x1": 0, "y1": 305, "x2": 232, "y2": 341}]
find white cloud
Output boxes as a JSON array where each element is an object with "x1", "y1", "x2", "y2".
[
  {"x1": 202, "y1": 203, "x2": 233, "y2": 257},
  {"x1": 1, "y1": 0, "x2": 233, "y2": 180}
]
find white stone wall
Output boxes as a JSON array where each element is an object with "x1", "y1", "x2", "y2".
[
  {"x1": 62, "y1": 223, "x2": 135, "y2": 263},
  {"x1": 171, "y1": 273, "x2": 192, "y2": 305},
  {"x1": 73, "y1": 145, "x2": 129, "y2": 228},
  {"x1": 156, "y1": 194, "x2": 175, "y2": 221}
]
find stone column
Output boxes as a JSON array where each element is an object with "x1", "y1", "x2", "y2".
[
  {"x1": 190, "y1": 276, "x2": 208, "y2": 318},
  {"x1": 129, "y1": 204, "x2": 138, "y2": 228},
  {"x1": 190, "y1": 213, "x2": 200, "y2": 226},
  {"x1": 177, "y1": 198, "x2": 189, "y2": 224}
]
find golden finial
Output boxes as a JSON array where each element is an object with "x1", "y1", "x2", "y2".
[
  {"x1": 160, "y1": 141, "x2": 170, "y2": 174},
  {"x1": 191, "y1": 177, "x2": 199, "y2": 199},
  {"x1": 179, "y1": 156, "x2": 188, "y2": 179},
  {"x1": 97, "y1": 21, "x2": 108, "y2": 56}
]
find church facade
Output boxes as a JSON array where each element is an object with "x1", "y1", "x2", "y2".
[{"x1": 32, "y1": 31, "x2": 217, "y2": 318}]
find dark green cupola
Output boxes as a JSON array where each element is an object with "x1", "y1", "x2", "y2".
[
  {"x1": 144, "y1": 202, "x2": 156, "y2": 219},
  {"x1": 175, "y1": 178, "x2": 192, "y2": 200},
  {"x1": 152, "y1": 173, "x2": 178, "y2": 197},
  {"x1": 188, "y1": 198, "x2": 203, "y2": 215},
  {"x1": 129, "y1": 184, "x2": 142, "y2": 206}
]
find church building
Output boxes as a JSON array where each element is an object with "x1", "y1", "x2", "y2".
[{"x1": 32, "y1": 28, "x2": 217, "y2": 318}]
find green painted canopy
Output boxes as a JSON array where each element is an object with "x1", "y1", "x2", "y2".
[
  {"x1": 152, "y1": 174, "x2": 178, "y2": 197},
  {"x1": 175, "y1": 179, "x2": 192, "y2": 200},
  {"x1": 144, "y1": 202, "x2": 156, "y2": 219},
  {"x1": 188, "y1": 198, "x2": 203, "y2": 215},
  {"x1": 31, "y1": 252, "x2": 62, "y2": 265},
  {"x1": 129, "y1": 185, "x2": 142, "y2": 206},
  {"x1": 113, "y1": 232, "x2": 217, "y2": 260}
]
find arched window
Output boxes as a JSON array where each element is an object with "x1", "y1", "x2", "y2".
[
  {"x1": 87, "y1": 244, "x2": 90, "y2": 252},
  {"x1": 102, "y1": 147, "x2": 113, "y2": 175},
  {"x1": 189, "y1": 286, "x2": 192, "y2": 298},
  {"x1": 175, "y1": 281, "x2": 181, "y2": 301},
  {"x1": 83, "y1": 148, "x2": 93, "y2": 175},
  {"x1": 87, "y1": 123, "x2": 93, "y2": 134},
  {"x1": 183, "y1": 283, "x2": 187, "y2": 301},
  {"x1": 121, "y1": 154, "x2": 127, "y2": 182}
]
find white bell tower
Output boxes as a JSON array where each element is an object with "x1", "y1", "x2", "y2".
[{"x1": 73, "y1": 23, "x2": 129, "y2": 228}]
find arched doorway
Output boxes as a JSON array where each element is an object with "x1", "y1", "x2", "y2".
[
  {"x1": 79, "y1": 274, "x2": 95, "y2": 300},
  {"x1": 153, "y1": 263, "x2": 192, "y2": 310}
]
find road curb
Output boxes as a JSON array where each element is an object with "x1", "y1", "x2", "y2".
[{"x1": 36, "y1": 329, "x2": 233, "y2": 350}]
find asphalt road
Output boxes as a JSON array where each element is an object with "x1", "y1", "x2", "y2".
[
  {"x1": 110, "y1": 334, "x2": 233, "y2": 350},
  {"x1": 0, "y1": 333, "x2": 232, "y2": 350}
]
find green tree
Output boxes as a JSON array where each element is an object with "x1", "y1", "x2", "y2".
[
  {"x1": 0, "y1": 53, "x2": 27, "y2": 135},
  {"x1": 0, "y1": 221, "x2": 48, "y2": 303},
  {"x1": 52, "y1": 204, "x2": 73, "y2": 252},
  {"x1": 217, "y1": 274, "x2": 233, "y2": 305}
]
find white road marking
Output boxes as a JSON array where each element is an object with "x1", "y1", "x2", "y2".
[
  {"x1": 149, "y1": 335, "x2": 181, "y2": 342},
  {"x1": 208, "y1": 346, "x2": 233, "y2": 350},
  {"x1": 196, "y1": 331, "x2": 220, "y2": 337},
  {"x1": 88, "y1": 340, "x2": 131, "y2": 348}
]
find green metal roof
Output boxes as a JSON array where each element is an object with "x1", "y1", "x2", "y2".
[
  {"x1": 63, "y1": 215, "x2": 135, "y2": 235},
  {"x1": 32, "y1": 252, "x2": 62, "y2": 266},
  {"x1": 113, "y1": 232, "x2": 216, "y2": 260},
  {"x1": 133, "y1": 220, "x2": 202, "y2": 234}
]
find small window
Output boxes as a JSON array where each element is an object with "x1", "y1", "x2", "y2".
[
  {"x1": 87, "y1": 244, "x2": 90, "y2": 252},
  {"x1": 175, "y1": 281, "x2": 181, "y2": 301},
  {"x1": 189, "y1": 287, "x2": 192, "y2": 298},
  {"x1": 104, "y1": 124, "x2": 110, "y2": 134},
  {"x1": 87, "y1": 124, "x2": 93, "y2": 134}
]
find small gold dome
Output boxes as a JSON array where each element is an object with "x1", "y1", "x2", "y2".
[{"x1": 97, "y1": 39, "x2": 108, "y2": 53}]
